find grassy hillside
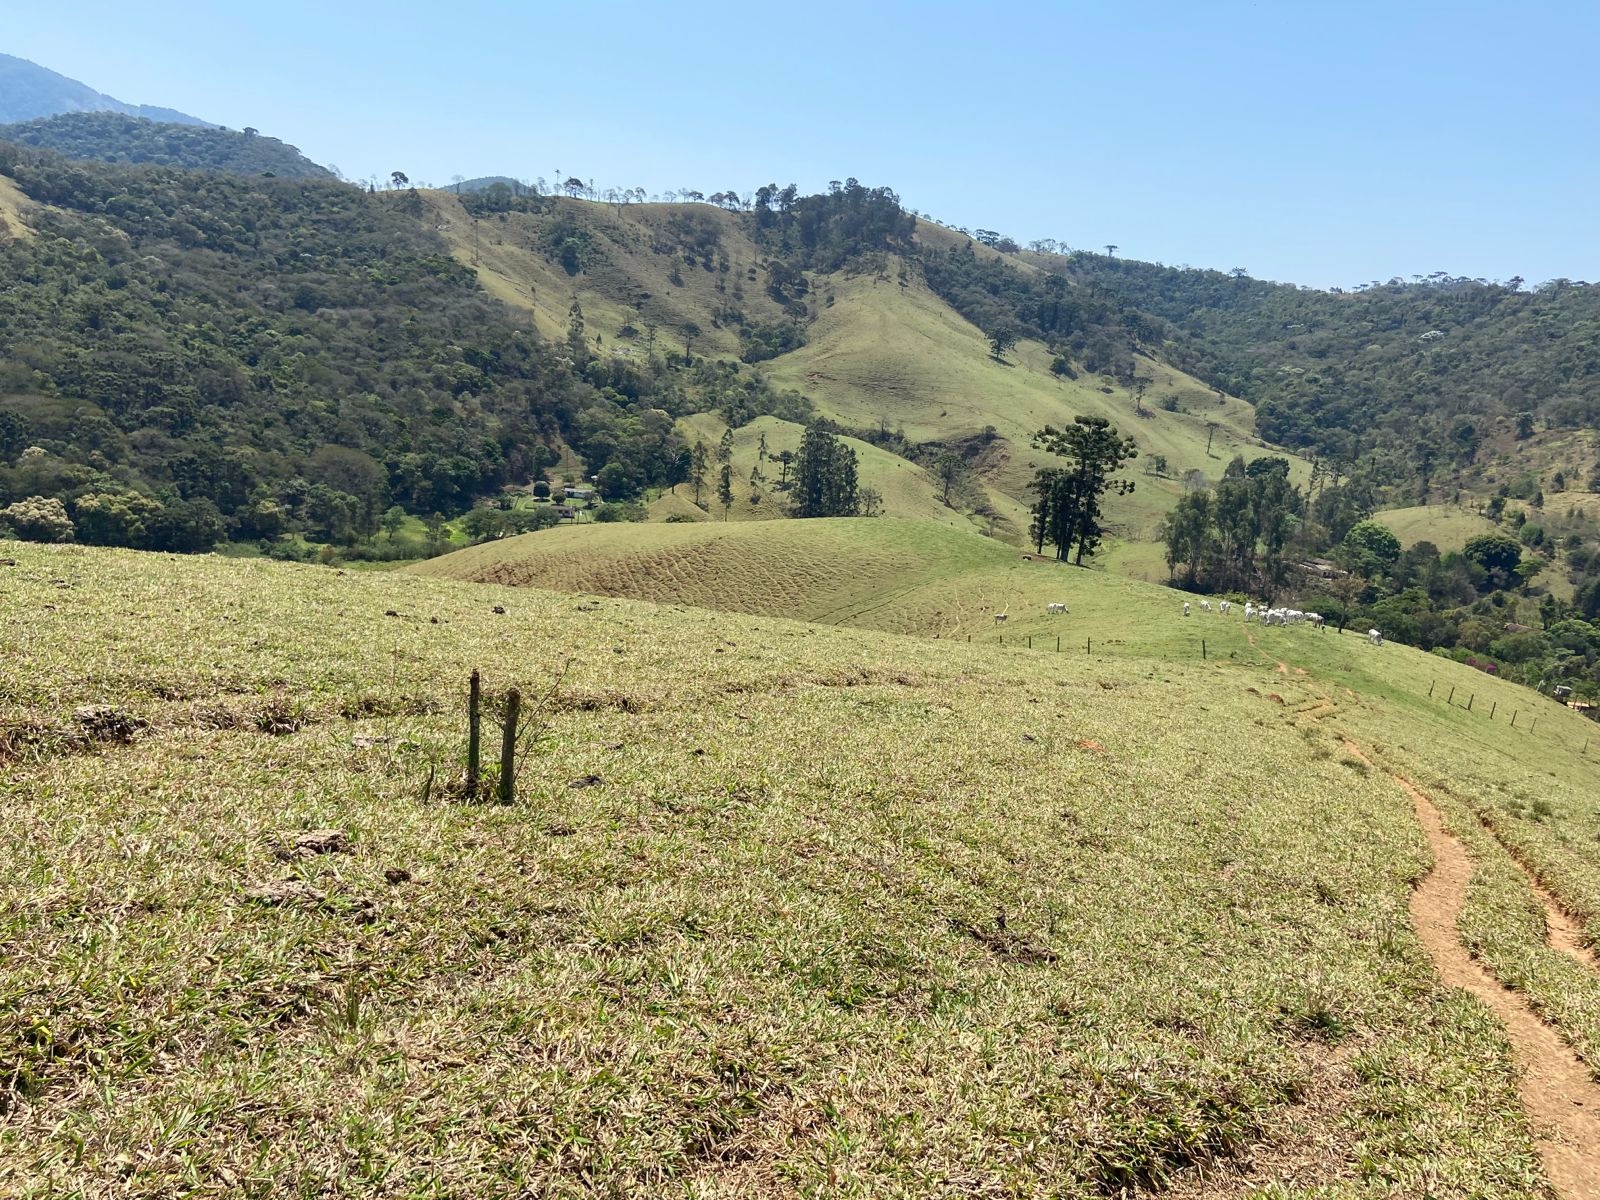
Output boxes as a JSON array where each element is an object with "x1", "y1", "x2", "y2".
[
  {"x1": 413, "y1": 518, "x2": 1017, "y2": 634},
  {"x1": 11, "y1": 540, "x2": 1600, "y2": 1191},
  {"x1": 12, "y1": 540, "x2": 1600, "y2": 1196},
  {"x1": 761, "y1": 268, "x2": 1305, "y2": 536},
  {"x1": 1375, "y1": 504, "x2": 1503, "y2": 552},
  {"x1": 671, "y1": 414, "x2": 1014, "y2": 532},
  {"x1": 421, "y1": 190, "x2": 791, "y2": 353},
  {"x1": 425, "y1": 192, "x2": 1308, "y2": 545},
  {"x1": 0, "y1": 170, "x2": 33, "y2": 239}
]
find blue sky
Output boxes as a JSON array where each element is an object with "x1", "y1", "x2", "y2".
[{"x1": 8, "y1": 0, "x2": 1597, "y2": 287}]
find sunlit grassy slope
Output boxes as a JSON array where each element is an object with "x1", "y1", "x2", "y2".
[
  {"x1": 671, "y1": 414, "x2": 1022, "y2": 534},
  {"x1": 1373, "y1": 504, "x2": 1503, "y2": 551},
  {"x1": 425, "y1": 192, "x2": 1309, "y2": 547},
  {"x1": 421, "y1": 191, "x2": 790, "y2": 355},
  {"x1": 0, "y1": 172, "x2": 36, "y2": 238},
  {"x1": 761, "y1": 268, "x2": 1306, "y2": 537},
  {"x1": 6, "y1": 540, "x2": 1590, "y2": 1195}
]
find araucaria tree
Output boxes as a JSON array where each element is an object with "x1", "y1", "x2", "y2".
[
  {"x1": 791, "y1": 422, "x2": 859, "y2": 518},
  {"x1": 690, "y1": 441, "x2": 709, "y2": 507},
  {"x1": 1028, "y1": 416, "x2": 1138, "y2": 564}
]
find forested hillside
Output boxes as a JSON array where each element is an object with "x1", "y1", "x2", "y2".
[
  {"x1": 0, "y1": 144, "x2": 795, "y2": 551},
  {"x1": 1051, "y1": 252, "x2": 1600, "y2": 479},
  {"x1": 0, "y1": 112, "x2": 331, "y2": 178},
  {"x1": 3, "y1": 140, "x2": 1598, "y2": 565}
]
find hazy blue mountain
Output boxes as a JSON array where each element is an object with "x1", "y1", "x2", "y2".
[{"x1": 0, "y1": 52, "x2": 210, "y2": 125}]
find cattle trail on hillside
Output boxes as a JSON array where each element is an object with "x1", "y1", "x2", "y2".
[{"x1": 1347, "y1": 740, "x2": 1600, "y2": 1200}]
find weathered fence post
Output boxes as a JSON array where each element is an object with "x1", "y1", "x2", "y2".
[
  {"x1": 1511, "y1": 710, "x2": 1518, "y2": 727},
  {"x1": 1467, "y1": 694, "x2": 1474, "y2": 712},
  {"x1": 1530, "y1": 717, "x2": 1539, "y2": 735},
  {"x1": 467, "y1": 669, "x2": 482, "y2": 798},
  {"x1": 1490, "y1": 701, "x2": 1496, "y2": 719},
  {"x1": 1202, "y1": 638, "x2": 1207, "y2": 661},
  {"x1": 1447, "y1": 685, "x2": 1455, "y2": 706},
  {"x1": 1086, "y1": 637, "x2": 1092, "y2": 656},
  {"x1": 1428, "y1": 680, "x2": 1435, "y2": 698},
  {"x1": 1056, "y1": 636, "x2": 1060, "y2": 653},
  {"x1": 1028, "y1": 635, "x2": 1033, "y2": 650},
  {"x1": 498, "y1": 688, "x2": 521, "y2": 805}
]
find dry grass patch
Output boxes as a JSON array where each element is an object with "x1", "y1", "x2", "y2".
[{"x1": 0, "y1": 543, "x2": 1560, "y2": 1195}]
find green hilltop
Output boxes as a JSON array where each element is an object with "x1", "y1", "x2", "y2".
[{"x1": 0, "y1": 111, "x2": 332, "y2": 178}]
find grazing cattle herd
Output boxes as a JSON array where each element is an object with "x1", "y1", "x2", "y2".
[{"x1": 1002, "y1": 597, "x2": 1381, "y2": 645}]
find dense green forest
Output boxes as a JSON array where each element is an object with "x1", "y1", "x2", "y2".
[
  {"x1": 1058, "y1": 253, "x2": 1600, "y2": 472},
  {"x1": 0, "y1": 145, "x2": 822, "y2": 552},
  {"x1": 0, "y1": 112, "x2": 331, "y2": 178},
  {"x1": 1159, "y1": 452, "x2": 1600, "y2": 701}
]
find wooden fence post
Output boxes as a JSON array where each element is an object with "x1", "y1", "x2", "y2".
[
  {"x1": 1447, "y1": 686, "x2": 1455, "y2": 706},
  {"x1": 1202, "y1": 638, "x2": 1207, "y2": 661},
  {"x1": 1490, "y1": 701, "x2": 1496, "y2": 719},
  {"x1": 467, "y1": 669, "x2": 482, "y2": 798},
  {"x1": 1467, "y1": 694, "x2": 1474, "y2": 712},
  {"x1": 498, "y1": 688, "x2": 521, "y2": 805},
  {"x1": 1428, "y1": 680, "x2": 1435, "y2": 698}
]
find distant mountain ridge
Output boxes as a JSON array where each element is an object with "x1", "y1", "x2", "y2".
[
  {"x1": 0, "y1": 112, "x2": 332, "y2": 178},
  {"x1": 0, "y1": 52, "x2": 209, "y2": 126}
]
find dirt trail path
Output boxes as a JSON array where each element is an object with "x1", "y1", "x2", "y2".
[{"x1": 1347, "y1": 741, "x2": 1600, "y2": 1199}]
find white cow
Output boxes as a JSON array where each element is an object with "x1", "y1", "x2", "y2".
[
  {"x1": 1200, "y1": 599, "x2": 1212, "y2": 613},
  {"x1": 1219, "y1": 600, "x2": 1231, "y2": 615},
  {"x1": 1183, "y1": 602, "x2": 1191, "y2": 617},
  {"x1": 1368, "y1": 628, "x2": 1383, "y2": 646},
  {"x1": 1307, "y1": 612, "x2": 1324, "y2": 628},
  {"x1": 994, "y1": 612, "x2": 1008, "y2": 625},
  {"x1": 1046, "y1": 602, "x2": 1068, "y2": 615},
  {"x1": 1243, "y1": 602, "x2": 1255, "y2": 622}
]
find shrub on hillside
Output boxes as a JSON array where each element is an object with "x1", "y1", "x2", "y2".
[{"x1": 0, "y1": 495, "x2": 74, "y2": 542}]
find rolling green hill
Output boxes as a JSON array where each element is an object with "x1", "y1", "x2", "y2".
[
  {"x1": 424, "y1": 188, "x2": 1312, "y2": 546},
  {"x1": 9, "y1": 536, "x2": 1600, "y2": 1192},
  {"x1": 1375, "y1": 504, "x2": 1503, "y2": 553},
  {"x1": 0, "y1": 111, "x2": 331, "y2": 177}
]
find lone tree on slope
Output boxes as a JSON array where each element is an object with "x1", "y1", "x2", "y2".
[{"x1": 1029, "y1": 416, "x2": 1138, "y2": 565}]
